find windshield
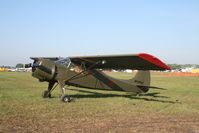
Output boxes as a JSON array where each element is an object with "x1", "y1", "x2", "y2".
[{"x1": 55, "y1": 58, "x2": 72, "y2": 68}]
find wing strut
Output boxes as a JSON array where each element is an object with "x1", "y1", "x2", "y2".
[{"x1": 64, "y1": 60, "x2": 105, "y2": 83}]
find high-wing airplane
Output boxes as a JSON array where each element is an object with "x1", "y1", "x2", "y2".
[{"x1": 26, "y1": 53, "x2": 170, "y2": 102}]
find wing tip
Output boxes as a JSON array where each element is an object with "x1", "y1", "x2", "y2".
[{"x1": 138, "y1": 53, "x2": 171, "y2": 70}]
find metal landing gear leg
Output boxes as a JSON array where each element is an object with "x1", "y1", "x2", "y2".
[{"x1": 58, "y1": 81, "x2": 71, "y2": 103}]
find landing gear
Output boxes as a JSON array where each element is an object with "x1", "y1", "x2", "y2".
[
  {"x1": 42, "y1": 90, "x2": 51, "y2": 98},
  {"x1": 42, "y1": 81, "x2": 55, "y2": 98},
  {"x1": 42, "y1": 80, "x2": 72, "y2": 102},
  {"x1": 60, "y1": 94, "x2": 71, "y2": 102},
  {"x1": 58, "y1": 80, "x2": 71, "y2": 103}
]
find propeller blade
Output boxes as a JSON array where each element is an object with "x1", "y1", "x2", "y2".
[{"x1": 25, "y1": 63, "x2": 32, "y2": 68}]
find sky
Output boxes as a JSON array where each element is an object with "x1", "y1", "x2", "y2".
[{"x1": 0, "y1": 0, "x2": 199, "y2": 66}]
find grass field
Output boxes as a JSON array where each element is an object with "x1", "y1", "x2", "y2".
[{"x1": 0, "y1": 72, "x2": 199, "y2": 133}]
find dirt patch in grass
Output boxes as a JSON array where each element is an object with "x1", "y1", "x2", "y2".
[
  {"x1": 161, "y1": 72, "x2": 199, "y2": 77},
  {"x1": 1, "y1": 115, "x2": 199, "y2": 133}
]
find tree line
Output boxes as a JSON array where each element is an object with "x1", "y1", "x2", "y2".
[{"x1": 168, "y1": 64, "x2": 199, "y2": 70}]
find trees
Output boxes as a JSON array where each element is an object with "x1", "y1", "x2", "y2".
[
  {"x1": 16, "y1": 63, "x2": 24, "y2": 68},
  {"x1": 168, "y1": 64, "x2": 199, "y2": 69},
  {"x1": 168, "y1": 64, "x2": 182, "y2": 70}
]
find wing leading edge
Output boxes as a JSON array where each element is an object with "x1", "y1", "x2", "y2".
[{"x1": 69, "y1": 53, "x2": 170, "y2": 70}]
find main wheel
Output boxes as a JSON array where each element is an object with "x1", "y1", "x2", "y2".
[
  {"x1": 60, "y1": 94, "x2": 71, "y2": 102},
  {"x1": 42, "y1": 90, "x2": 51, "y2": 98}
]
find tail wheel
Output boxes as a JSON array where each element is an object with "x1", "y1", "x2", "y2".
[{"x1": 42, "y1": 90, "x2": 51, "y2": 98}]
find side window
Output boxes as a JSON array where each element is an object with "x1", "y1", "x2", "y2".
[
  {"x1": 69, "y1": 64, "x2": 83, "y2": 73},
  {"x1": 56, "y1": 58, "x2": 71, "y2": 68}
]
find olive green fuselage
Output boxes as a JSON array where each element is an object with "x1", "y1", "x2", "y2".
[{"x1": 32, "y1": 59, "x2": 150, "y2": 95}]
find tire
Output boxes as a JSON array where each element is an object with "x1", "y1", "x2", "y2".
[
  {"x1": 61, "y1": 94, "x2": 71, "y2": 102},
  {"x1": 42, "y1": 90, "x2": 51, "y2": 98}
]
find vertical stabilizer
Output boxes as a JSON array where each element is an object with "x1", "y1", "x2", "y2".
[{"x1": 130, "y1": 70, "x2": 151, "y2": 92}]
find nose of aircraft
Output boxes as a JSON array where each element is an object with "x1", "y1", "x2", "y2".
[
  {"x1": 25, "y1": 60, "x2": 41, "y2": 70},
  {"x1": 29, "y1": 59, "x2": 57, "y2": 81}
]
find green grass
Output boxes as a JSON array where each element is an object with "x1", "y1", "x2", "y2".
[{"x1": 0, "y1": 72, "x2": 199, "y2": 133}]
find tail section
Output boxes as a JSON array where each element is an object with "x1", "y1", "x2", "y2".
[{"x1": 130, "y1": 70, "x2": 151, "y2": 92}]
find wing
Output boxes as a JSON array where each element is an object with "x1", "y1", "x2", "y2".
[
  {"x1": 30, "y1": 57, "x2": 60, "y2": 61},
  {"x1": 69, "y1": 53, "x2": 170, "y2": 70}
]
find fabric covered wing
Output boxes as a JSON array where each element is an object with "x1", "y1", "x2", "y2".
[
  {"x1": 30, "y1": 57, "x2": 60, "y2": 61},
  {"x1": 69, "y1": 53, "x2": 170, "y2": 70}
]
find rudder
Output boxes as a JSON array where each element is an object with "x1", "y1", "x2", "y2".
[{"x1": 130, "y1": 70, "x2": 151, "y2": 92}]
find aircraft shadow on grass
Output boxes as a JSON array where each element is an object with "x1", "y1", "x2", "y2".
[{"x1": 66, "y1": 88, "x2": 180, "y2": 104}]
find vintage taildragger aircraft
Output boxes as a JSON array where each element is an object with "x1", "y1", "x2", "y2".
[{"x1": 25, "y1": 53, "x2": 170, "y2": 102}]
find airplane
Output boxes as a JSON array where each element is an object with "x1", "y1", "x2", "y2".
[{"x1": 25, "y1": 53, "x2": 171, "y2": 102}]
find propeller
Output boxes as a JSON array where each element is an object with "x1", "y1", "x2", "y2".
[{"x1": 25, "y1": 63, "x2": 32, "y2": 68}]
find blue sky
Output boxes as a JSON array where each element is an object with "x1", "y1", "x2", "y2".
[{"x1": 0, "y1": 0, "x2": 199, "y2": 66}]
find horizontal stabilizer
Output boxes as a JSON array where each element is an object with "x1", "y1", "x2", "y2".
[{"x1": 137, "y1": 85, "x2": 167, "y2": 90}]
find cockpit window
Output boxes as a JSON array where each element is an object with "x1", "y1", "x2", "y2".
[{"x1": 55, "y1": 58, "x2": 72, "y2": 68}]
